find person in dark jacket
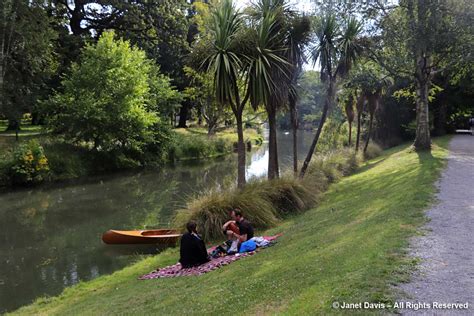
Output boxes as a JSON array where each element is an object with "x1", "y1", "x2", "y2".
[
  {"x1": 469, "y1": 117, "x2": 474, "y2": 135},
  {"x1": 179, "y1": 221, "x2": 210, "y2": 268}
]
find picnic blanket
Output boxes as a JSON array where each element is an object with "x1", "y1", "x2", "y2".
[{"x1": 139, "y1": 234, "x2": 281, "y2": 280}]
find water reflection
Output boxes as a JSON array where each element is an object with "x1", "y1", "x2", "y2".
[{"x1": 0, "y1": 129, "x2": 314, "y2": 313}]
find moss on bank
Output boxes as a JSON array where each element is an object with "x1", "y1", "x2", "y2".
[{"x1": 11, "y1": 136, "x2": 451, "y2": 315}]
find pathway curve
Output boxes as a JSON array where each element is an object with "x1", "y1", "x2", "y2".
[{"x1": 399, "y1": 135, "x2": 474, "y2": 315}]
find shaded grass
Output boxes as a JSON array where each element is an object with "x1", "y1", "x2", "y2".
[{"x1": 11, "y1": 136, "x2": 451, "y2": 315}]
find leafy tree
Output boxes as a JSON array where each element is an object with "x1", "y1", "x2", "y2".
[
  {"x1": 50, "y1": 0, "x2": 192, "y2": 127},
  {"x1": 46, "y1": 31, "x2": 163, "y2": 153},
  {"x1": 0, "y1": 0, "x2": 57, "y2": 135},
  {"x1": 299, "y1": 15, "x2": 364, "y2": 178},
  {"x1": 368, "y1": 0, "x2": 473, "y2": 151}
]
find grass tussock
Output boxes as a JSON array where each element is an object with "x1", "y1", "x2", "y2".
[
  {"x1": 364, "y1": 142, "x2": 383, "y2": 160},
  {"x1": 175, "y1": 148, "x2": 366, "y2": 241}
]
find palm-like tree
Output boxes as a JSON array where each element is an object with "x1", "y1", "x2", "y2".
[
  {"x1": 195, "y1": 0, "x2": 249, "y2": 188},
  {"x1": 286, "y1": 15, "x2": 311, "y2": 176},
  {"x1": 299, "y1": 16, "x2": 364, "y2": 178},
  {"x1": 246, "y1": 0, "x2": 311, "y2": 179},
  {"x1": 346, "y1": 62, "x2": 392, "y2": 153},
  {"x1": 246, "y1": 0, "x2": 290, "y2": 180}
]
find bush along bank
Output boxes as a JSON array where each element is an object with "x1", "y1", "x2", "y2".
[
  {"x1": 174, "y1": 146, "x2": 370, "y2": 241},
  {"x1": 0, "y1": 128, "x2": 264, "y2": 188}
]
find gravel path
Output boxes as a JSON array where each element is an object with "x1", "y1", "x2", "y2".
[{"x1": 399, "y1": 135, "x2": 474, "y2": 315}]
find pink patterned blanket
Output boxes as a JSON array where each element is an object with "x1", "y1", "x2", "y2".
[{"x1": 139, "y1": 235, "x2": 280, "y2": 280}]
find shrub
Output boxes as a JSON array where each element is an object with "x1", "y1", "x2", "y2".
[
  {"x1": 9, "y1": 140, "x2": 50, "y2": 184},
  {"x1": 364, "y1": 142, "x2": 383, "y2": 160}
]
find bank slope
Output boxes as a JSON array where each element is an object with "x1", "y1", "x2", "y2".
[{"x1": 12, "y1": 137, "x2": 450, "y2": 315}]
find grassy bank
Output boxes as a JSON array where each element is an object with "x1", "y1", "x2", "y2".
[
  {"x1": 0, "y1": 127, "x2": 262, "y2": 187},
  {"x1": 12, "y1": 136, "x2": 450, "y2": 315}
]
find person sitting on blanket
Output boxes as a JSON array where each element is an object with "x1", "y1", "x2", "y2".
[
  {"x1": 222, "y1": 209, "x2": 254, "y2": 246},
  {"x1": 179, "y1": 221, "x2": 210, "y2": 268}
]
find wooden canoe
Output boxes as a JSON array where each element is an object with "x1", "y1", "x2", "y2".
[{"x1": 102, "y1": 229, "x2": 182, "y2": 245}]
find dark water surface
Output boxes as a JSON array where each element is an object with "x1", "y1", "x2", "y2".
[{"x1": 0, "y1": 130, "x2": 314, "y2": 313}]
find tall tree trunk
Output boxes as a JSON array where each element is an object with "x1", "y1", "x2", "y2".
[
  {"x1": 289, "y1": 98, "x2": 298, "y2": 176},
  {"x1": 363, "y1": 113, "x2": 374, "y2": 153},
  {"x1": 0, "y1": 63, "x2": 3, "y2": 117},
  {"x1": 348, "y1": 121, "x2": 352, "y2": 146},
  {"x1": 197, "y1": 106, "x2": 203, "y2": 126},
  {"x1": 414, "y1": 71, "x2": 431, "y2": 150},
  {"x1": 177, "y1": 101, "x2": 190, "y2": 128},
  {"x1": 267, "y1": 108, "x2": 279, "y2": 180},
  {"x1": 235, "y1": 112, "x2": 246, "y2": 188},
  {"x1": 6, "y1": 118, "x2": 19, "y2": 131},
  {"x1": 355, "y1": 94, "x2": 364, "y2": 152},
  {"x1": 299, "y1": 81, "x2": 335, "y2": 178}
]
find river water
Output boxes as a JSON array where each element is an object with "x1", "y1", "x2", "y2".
[{"x1": 0, "y1": 130, "x2": 314, "y2": 313}]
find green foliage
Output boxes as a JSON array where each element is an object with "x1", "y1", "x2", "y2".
[
  {"x1": 147, "y1": 64, "x2": 183, "y2": 120},
  {"x1": 8, "y1": 140, "x2": 49, "y2": 185},
  {"x1": 46, "y1": 31, "x2": 173, "y2": 156},
  {"x1": 318, "y1": 118, "x2": 349, "y2": 151}
]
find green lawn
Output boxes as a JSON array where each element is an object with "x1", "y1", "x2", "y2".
[{"x1": 11, "y1": 137, "x2": 451, "y2": 315}]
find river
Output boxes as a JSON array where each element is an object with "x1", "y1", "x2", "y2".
[{"x1": 0, "y1": 129, "x2": 315, "y2": 313}]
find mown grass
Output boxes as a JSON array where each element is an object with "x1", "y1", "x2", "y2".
[{"x1": 11, "y1": 137, "x2": 451, "y2": 315}]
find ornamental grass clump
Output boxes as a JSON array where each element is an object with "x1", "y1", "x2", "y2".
[
  {"x1": 364, "y1": 142, "x2": 383, "y2": 160},
  {"x1": 174, "y1": 185, "x2": 278, "y2": 241}
]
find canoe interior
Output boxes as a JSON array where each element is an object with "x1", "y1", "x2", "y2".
[{"x1": 141, "y1": 229, "x2": 178, "y2": 236}]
